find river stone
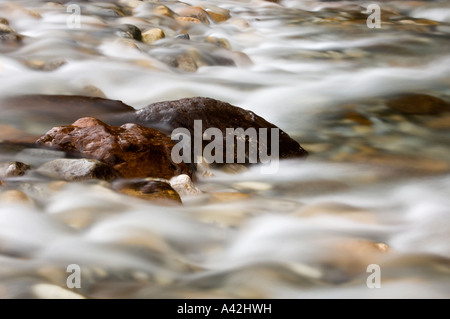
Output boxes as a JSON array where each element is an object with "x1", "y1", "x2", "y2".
[
  {"x1": 170, "y1": 174, "x2": 202, "y2": 197},
  {"x1": 115, "y1": 24, "x2": 142, "y2": 41},
  {"x1": 36, "y1": 117, "x2": 192, "y2": 179},
  {"x1": 112, "y1": 179, "x2": 182, "y2": 204},
  {"x1": 37, "y1": 159, "x2": 119, "y2": 181},
  {"x1": 0, "y1": 161, "x2": 31, "y2": 179},
  {"x1": 386, "y1": 94, "x2": 450, "y2": 115},
  {"x1": 175, "y1": 7, "x2": 210, "y2": 24},
  {"x1": 142, "y1": 28, "x2": 165, "y2": 44},
  {"x1": 132, "y1": 97, "x2": 308, "y2": 163}
]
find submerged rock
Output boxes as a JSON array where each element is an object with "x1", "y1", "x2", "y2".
[
  {"x1": 170, "y1": 174, "x2": 202, "y2": 197},
  {"x1": 36, "y1": 117, "x2": 192, "y2": 179},
  {"x1": 0, "y1": 190, "x2": 33, "y2": 205},
  {"x1": 115, "y1": 24, "x2": 142, "y2": 41},
  {"x1": 0, "y1": 23, "x2": 23, "y2": 43},
  {"x1": 142, "y1": 28, "x2": 165, "y2": 44},
  {"x1": 112, "y1": 179, "x2": 182, "y2": 204},
  {"x1": 0, "y1": 161, "x2": 31, "y2": 179},
  {"x1": 132, "y1": 97, "x2": 308, "y2": 164},
  {"x1": 386, "y1": 94, "x2": 450, "y2": 115},
  {"x1": 37, "y1": 159, "x2": 119, "y2": 181}
]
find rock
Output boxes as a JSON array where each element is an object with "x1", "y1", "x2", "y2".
[
  {"x1": 113, "y1": 179, "x2": 181, "y2": 204},
  {"x1": 210, "y1": 192, "x2": 251, "y2": 203},
  {"x1": 0, "y1": 162, "x2": 31, "y2": 179},
  {"x1": 175, "y1": 7, "x2": 210, "y2": 24},
  {"x1": 36, "y1": 117, "x2": 192, "y2": 179},
  {"x1": 205, "y1": 36, "x2": 231, "y2": 49},
  {"x1": 31, "y1": 284, "x2": 86, "y2": 299},
  {"x1": 0, "y1": 95, "x2": 135, "y2": 132},
  {"x1": 115, "y1": 24, "x2": 142, "y2": 41},
  {"x1": 37, "y1": 159, "x2": 119, "y2": 181},
  {"x1": 424, "y1": 114, "x2": 450, "y2": 130},
  {"x1": 133, "y1": 97, "x2": 308, "y2": 164},
  {"x1": 0, "y1": 125, "x2": 39, "y2": 143},
  {"x1": 24, "y1": 59, "x2": 66, "y2": 71},
  {"x1": 175, "y1": 33, "x2": 190, "y2": 40},
  {"x1": 0, "y1": 190, "x2": 33, "y2": 205},
  {"x1": 142, "y1": 28, "x2": 165, "y2": 44},
  {"x1": 175, "y1": 17, "x2": 203, "y2": 25},
  {"x1": 343, "y1": 111, "x2": 372, "y2": 125},
  {"x1": 170, "y1": 174, "x2": 202, "y2": 197},
  {"x1": 206, "y1": 10, "x2": 230, "y2": 23},
  {"x1": 174, "y1": 53, "x2": 198, "y2": 72},
  {"x1": 153, "y1": 5, "x2": 173, "y2": 17},
  {"x1": 81, "y1": 85, "x2": 107, "y2": 98},
  {"x1": 386, "y1": 94, "x2": 450, "y2": 115},
  {"x1": 0, "y1": 23, "x2": 22, "y2": 43}
]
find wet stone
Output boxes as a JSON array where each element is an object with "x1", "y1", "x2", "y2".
[
  {"x1": 36, "y1": 159, "x2": 119, "y2": 182},
  {"x1": 113, "y1": 179, "x2": 182, "y2": 204},
  {"x1": 175, "y1": 7, "x2": 210, "y2": 24},
  {"x1": 386, "y1": 94, "x2": 450, "y2": 115},
  {"x1": 0, "y1": 162, "x2": 31, "y2": 179},
  {"x1": 36, "y1": 117, "x2": 192, "y2": 180},
  {"x1": 115, "y1": 24, "x2": 142, "y2": 41},
  {"x1": 142, "y1": 28, "x2": 165, "y2": 44},
  {"x1": 0, "y1": 23, "x2": 23, "y2": 43},
  {"x1": 175, "y1": 33, "x2": 190, "y2": 40},
  {"x1": 170, "y1": 174, "x2": 202, "y2": 197},
  {"x1": 133, "y1": 97, "x2": 308, "y2": 165},
  {"x1": 0, "y1": 190, "x2": 33, "y2": 205}
]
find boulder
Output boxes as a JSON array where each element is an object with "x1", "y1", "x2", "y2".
[
  {"x1": 132, "y1": 97, "x2": 308, "y2": 163},
  {"x1": 386, "y1": 94, "x2": 450, "y2": 115},
  {"x1": 36, "y1": 117, "x2": 192, "y2": 179}
]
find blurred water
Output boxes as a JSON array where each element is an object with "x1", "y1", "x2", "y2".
[{"x1": 0, "y1": 0, "x2": 449, "y2": 298}]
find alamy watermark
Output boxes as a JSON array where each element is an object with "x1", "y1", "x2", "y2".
[
  {"x1": 365, "y1": 4, "x2": 381, "y2": 29},
  {"x1": 66, "y1": 264, "x2": 81, "y2": 289},
  {"x1": 170, "y1": 120, "x2": 280, "y2": 174},
  {"x1": 366, "y1": 264, "x2": 381, "y2": 288},
  {"x1": 66, "y1": 4, "x2": 81, "y2": 29}
]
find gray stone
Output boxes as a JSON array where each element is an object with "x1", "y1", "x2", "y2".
[
  {"x1": 170, "y1": 174, "x2": 202, "y2": 197},
  {"x1": 37, "y1": 158, "x2": 119, "y2": 181}
]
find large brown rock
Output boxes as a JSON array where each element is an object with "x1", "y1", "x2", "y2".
[
  {"x1": 35, "y1": 117, "x2": 192, "y2": 179},
  {"x1": 132, "y1": 97, "x2": 308, "y2": 163}
]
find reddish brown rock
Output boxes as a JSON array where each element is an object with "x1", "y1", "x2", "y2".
[
  {"x1": 36, "y1": 118, "x2": 192, "y2": 179},
  {"x1": 386, "y1": 94, "x2": 450, "y2": 115},
  {"x1": 132, "y1": 97, "x2": 308, "y2": 163}
]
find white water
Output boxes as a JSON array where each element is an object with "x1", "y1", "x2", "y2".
[{"x1": 0, "y1": 0, "x2": 449, "y2": 298}]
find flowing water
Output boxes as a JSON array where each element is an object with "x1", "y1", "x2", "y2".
[{"x1": 0, "y1": 0, "x2": 449, "y2": 298}]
